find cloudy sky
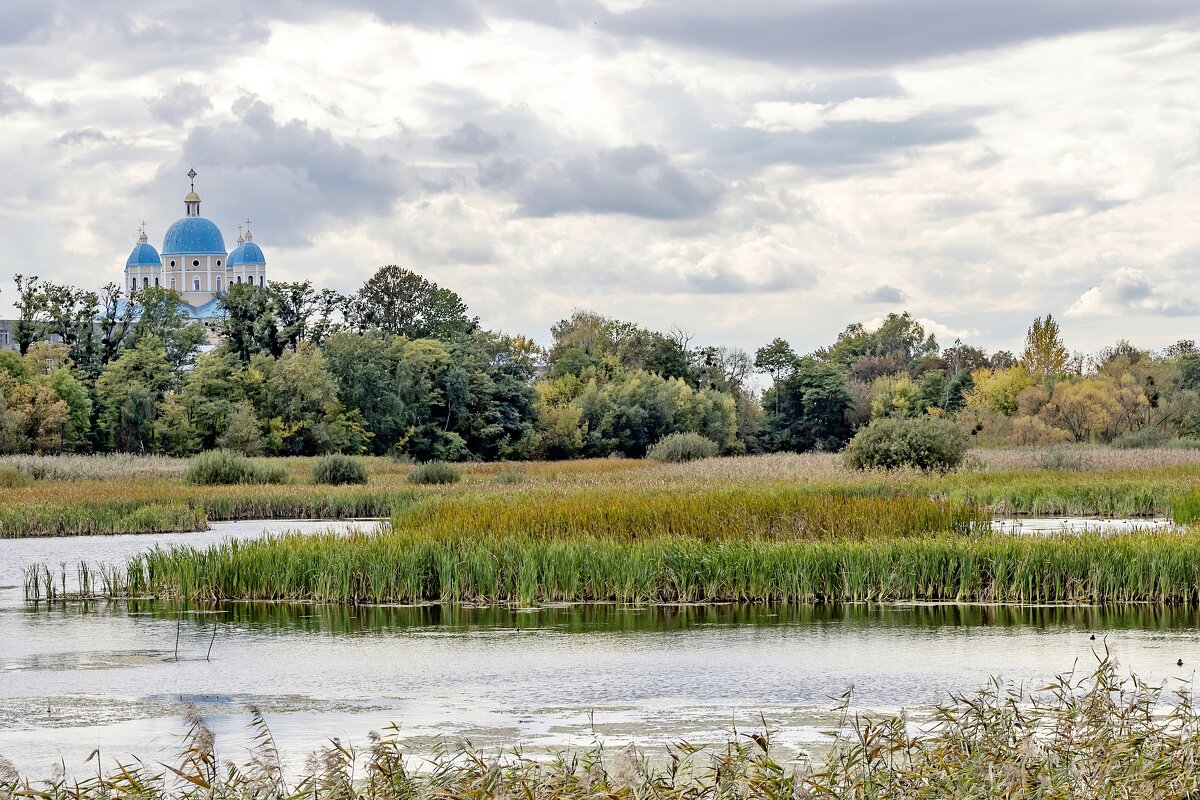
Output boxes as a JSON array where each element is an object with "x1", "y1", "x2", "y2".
[{"x1": 2, "y1": 0, "x2": 1200, "y2": 357}]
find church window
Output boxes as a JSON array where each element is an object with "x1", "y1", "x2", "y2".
[
  {"x1": 154, "y1": 277, "x2": 159, "y2": 287},
  {"x1": 236, "y1": 276, "x2": 242, "y2": 284},
  {"x1": 192, "y1": 259, "x2": 200, "y2": 267},
  {"x1": 216, "y1": 277, "x2": 222, "y2": 291},
  {"x1": 132, "y1": 279, "x2": 137, "y2": 290},
  {"x1": 170, "y1": 260, "x2": 176, "y2": 267},
  {"x1": 259, "y1": 276, "x2": 264, "y2": 287},
  {"x1": 216, "y1": 260, "x2": 222, "y2": 267},
  {"x1": 143, "y1": 277, "x2": 149, "y2": 288},
  {"x1": 193, "y1": 278, "x2": 200, "y2": 291},
  {"x1": 171, "y1": 277, "x2": 176, "y2": 290}
]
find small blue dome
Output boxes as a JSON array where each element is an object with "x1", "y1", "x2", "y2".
[
  {"x1": 125, "y1": 241, "x2": 161, "y2": 268},
  {"x1": 227, "y1": 241, "x2": 266, "y2": 267},
  {"x1": 162, "y1": 216, "x2": 226, "y2": 255}
]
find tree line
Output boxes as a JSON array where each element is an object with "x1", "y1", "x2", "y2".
[{"x1": 2, "y1": 267, "x2": 1198, "y2": 458}]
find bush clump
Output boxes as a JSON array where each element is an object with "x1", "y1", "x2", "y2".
[
  {"x1": 407, "y1": 461, "x2": 461, "y2": 485},
  {"x1": 1111, "y1": 426, "x2": 1170, "y2": 449},
  {"x1": 0, "y1": 464, "x2": 34, "y2": 488},
  {"x1": 311, "y1": 454, "x2": 368, "y2": 485},
  {"x1": 184, "y1": 449, "x2": 288, "y2": 485},
  {"x1": 646, "y1": 432, "x2": 720, "y2": 463},
  {"x1": 1035, "y1": 447, "x2": 1087, "y2": 472},
  {"x1": 844, "y1": 416, "x2": 969, "y2": 472}
]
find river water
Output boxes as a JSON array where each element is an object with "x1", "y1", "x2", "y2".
[{"x1": 2, "y1": 520, "x2": 1198, "y2": 776}]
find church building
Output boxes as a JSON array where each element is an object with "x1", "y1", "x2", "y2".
[{"x1": 124, "y1": 170, "x2": 268, "y2": 319}]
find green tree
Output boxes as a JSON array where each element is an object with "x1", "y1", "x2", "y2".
[
  {"x1": 216, "y1": 400, "x2": 264, "y2": 455},
  {"x1": 97, "y1": 283, "x2": 135, "y2": 370},
  {"x1": 128, "y1": 287, "x2": 206, "y2": 374},
  {"x1": 95, "y1": 336, "x2": 173, "y2": 452},
  {"x1": 769, "y1": 359, "x2": 851, "y2": 452},
  {"x1": 48, "y1": 368, "x2": 92, "y2": 451},
  {"x1": 346, "y1": 265, "x2": 476, "y2": 341},
  {"x1": 755, "y1": 338, "x2": 798, "y2": 414},
  {"x1": 12, "y1": 274, "x2": 45, "y2": 356},
  {"x1": 180, "y1": 352, "x2": 244, "y2": 448}
]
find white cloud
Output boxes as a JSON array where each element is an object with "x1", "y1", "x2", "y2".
[
  {"x1": 745, "y1": 101, "x2": 827, "y2": 133},
  {"x1": 0, "y1": 3, "x2": 1198, "y2": 358},
  {"x1": 1066, "y1": 268, "x2": 1199, "y2": 318}
]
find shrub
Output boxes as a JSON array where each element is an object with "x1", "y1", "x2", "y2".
[
  {"x1": 1111, "y1": 426, "x2": 1170, "y2": 449},
  {"x1": 407, "y1": 461, "x2": 461, "y2": 485},
  {"x1": 0, "y1": 464, "x2": 33, "y2": 489},
  {"x1": 311, "y1": 454, "x2": 368, "y2": 485},
  {"x1": 184, "y1": 450, "x2": 288, "y2": 485},
  {"x1": 492, "y1": 470, "x2": 527, "y2": 484},
  {"x1": 646, "y1": 432, "x2": 720, "y2": 463},
  {"x1": 844, "y1": 416, "x2": 969, "y2": 472},
  {"x1": 1035, "y1": 447, "x2": 1086, "y2": 472}
]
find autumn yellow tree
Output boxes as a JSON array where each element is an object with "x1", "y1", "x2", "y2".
[{"x1": 1022, "y1": 314, "x2": 1069, "y2": 378}]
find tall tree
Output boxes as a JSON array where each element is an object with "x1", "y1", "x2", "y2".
[
  {"x1": 219, "y1": 283, "x2": 281, "y2": 362},
  {"x1": 128, "y1": 287, "x2": 206, "y2": 374},
  {"x1": 346, "y1": 265, "x2": 476, "y2": 340},
  {"x1": 97, "y1": 283, "x2": 135, "y2": 370},
  {"x1": 755, "y1": 338, "x2": 798, "y2": 413},
  {"x1": 1022, "y1": 314, "x2": 1069, "y2": 379},
  {"x1": 40, "y1": 282, "x2": 100, "y2": 374},
  {"x1": 770, "y1": 359, "x2": 852, "y2": 452},
  {"x1": 12, "y1": 274, "x2": 45, "y2": 356}
]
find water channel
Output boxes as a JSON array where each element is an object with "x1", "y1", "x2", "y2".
[{"x1": 2, "y1": 520, "x2": 1198, "y2": 775}]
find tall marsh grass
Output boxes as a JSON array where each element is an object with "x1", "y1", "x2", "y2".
[{"x1": 90, "y1": 527, "x2": 1200, "y2": 605}]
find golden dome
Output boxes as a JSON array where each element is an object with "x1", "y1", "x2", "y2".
[{"x1": 185, "y1": 191, "x2": 201, "y2": 202}]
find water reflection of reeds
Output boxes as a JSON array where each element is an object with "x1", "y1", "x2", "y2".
[{"x1": 108, "y1": 600, "x2": 1200, "y2": 636}]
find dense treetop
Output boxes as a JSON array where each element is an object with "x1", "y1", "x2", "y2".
[{"x1": 1, "y1": 270, "x2": 1197, "y2": 458}]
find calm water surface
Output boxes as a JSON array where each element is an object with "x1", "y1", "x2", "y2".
[{"x1": 3, "y1": 520, "x2": 1199, "y2": 774}]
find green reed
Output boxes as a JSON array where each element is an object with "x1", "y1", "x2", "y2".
[
  {"x1": 0, "y1": 488, "x2": 418, "y2": 538},
  {"x1": 83, "y1": 528, "x2": 1200, "y2": 605}
]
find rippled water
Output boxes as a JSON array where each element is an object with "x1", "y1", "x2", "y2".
[{"x1": 3, "y1": 521, "x2": 1199, "y2": 776}]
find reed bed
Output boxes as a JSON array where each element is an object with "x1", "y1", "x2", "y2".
[
  {"x1": 1, "y1": 449, "x2": 1199, "y2": 537},
  {"x1": 4, "y1": 659, "x2": 1200, "y2": 798},
  {"x1": 394, "y1": 487, "x2": 988, "y2": 542},
  {"x1": 73, "y1": 528, "x2": 1200, "y2": 605},
  {"x1": 0, "y1": 453, "x2": 191, "y2": 480},
  {"x1": 0, "y1": 483, "x2": 419, "y2": 538}
]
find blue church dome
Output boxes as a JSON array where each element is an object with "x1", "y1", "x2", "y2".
[
  {"x1": 227, "y1": 241, "x2": 266, "y2": 267},
  {"x1": 125, "y1": 241, "x2": 161, "y2": 268},
  {"x1": 162, "y1": 216, "x2": 226, "y2": 255}
]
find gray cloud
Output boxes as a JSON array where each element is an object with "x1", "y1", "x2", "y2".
[
  {"x1": 146, "y1": 82, "x2": 212, "y2": 127},
  {"x1": 709, "y1": 112, "x2": 979, "y2": 174},
  {"x1": 1026, "y1": 186, "x2": 1128, "y2": 216},
  {"x1": 166, "y1": 98, "x2": 408, "y2": 247},
  {"x1": 437, "y1": 122, "x2": 501, "y2": 154},
  {"x1": 510, "y1": 145, "x2": 724, "y2": 219},
  {"x1": 601, "y1": 0, "x2": 1200, "y2": 67},
  {"x1": 476, "y1": 156, "x2": 529, "y2": 188},
  {"x1": 0, "y1": 80, "x2": 33, "y2": 115},
  {"x1": 857, "y1": 285, "x2": 906, "y2": 303},
  {"x1": 54, "y1": 128, "x2": 110, "y2": 147},
  {"x1": 0, "y1": 2, "x2": 54, "y2": 44}
]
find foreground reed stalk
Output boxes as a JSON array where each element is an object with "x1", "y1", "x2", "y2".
[{"x1": 2, "y1": 659, "x2": 1198, "y2": 798}]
